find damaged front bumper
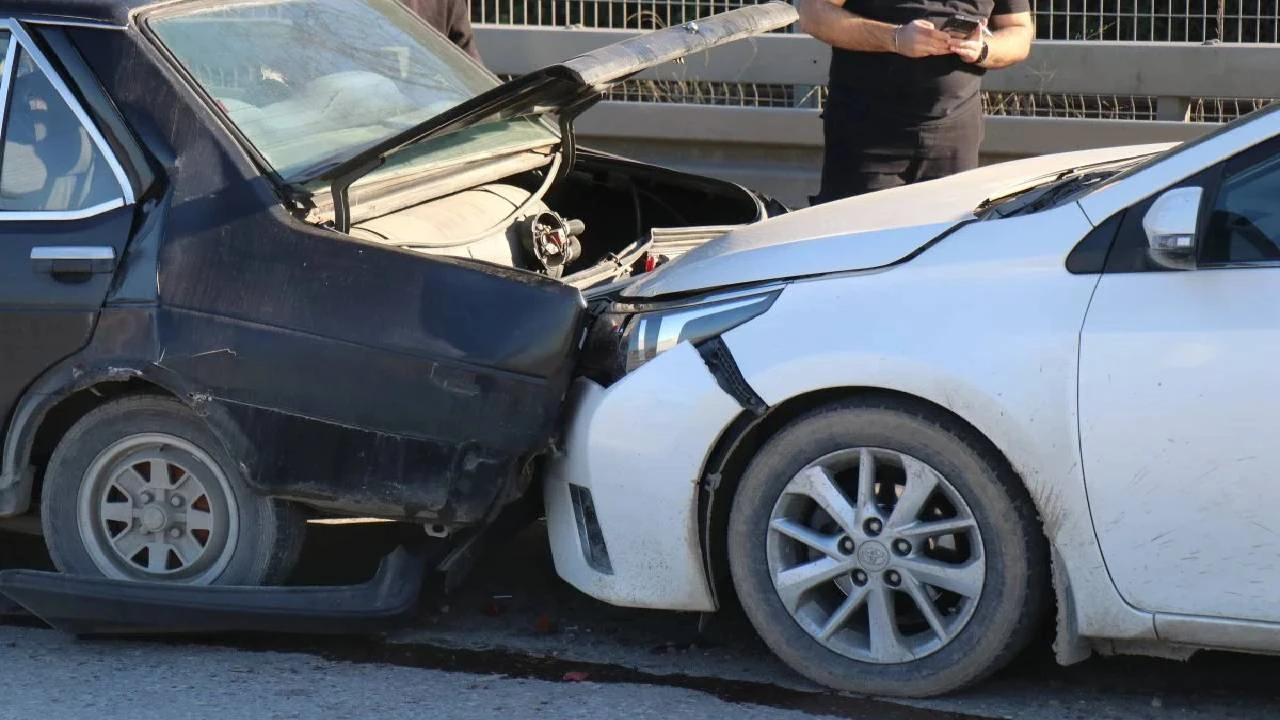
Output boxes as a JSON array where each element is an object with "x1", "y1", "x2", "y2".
[{"x1": 543, "y1": 341, "x2": 744, "y2": 611}]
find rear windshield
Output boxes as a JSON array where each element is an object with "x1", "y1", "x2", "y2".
[{"x1": 149, "y1": 0, "x2": 557, "y2": 181}]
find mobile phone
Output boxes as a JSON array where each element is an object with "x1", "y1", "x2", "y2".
[{"x1": 941, "y1": 13, "x2": 982, "y2": 38}]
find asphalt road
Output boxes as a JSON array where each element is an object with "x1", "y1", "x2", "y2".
[{"x1": 2, "y1": 521, "x2": 1279, "y2": 720}]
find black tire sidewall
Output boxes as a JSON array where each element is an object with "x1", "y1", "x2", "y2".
[
  {"x1": 727, "y1": 401, "x2": 1042, "y2": 697},
  {"x1": 40, "y1": 396, "x2": 303, "y2": 586}
]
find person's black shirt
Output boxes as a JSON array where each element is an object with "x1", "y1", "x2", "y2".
[
  {"x1": 400, "y1": 0, "x2": 482, "y2": 62},
  {"x1": 828, "y1": 0, "x2": 1029, "y2": 123}
]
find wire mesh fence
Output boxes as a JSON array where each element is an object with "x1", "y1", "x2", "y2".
[
  {"x1": 473, "y1": 0, "x2": 1280, "y2": 121},
  {"x1": 1036, "y1": 0, "x2": 1278, "y2": 42}
]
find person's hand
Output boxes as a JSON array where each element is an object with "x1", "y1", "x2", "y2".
[
  {"x1": 949, "y1": 20, "x2": 988, "y2": 63},
  {"x1": 893, "y1": 20, "x2": 951, "y2": 58}
]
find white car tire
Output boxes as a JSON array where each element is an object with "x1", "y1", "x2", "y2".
[{"x1": 727, "y1": 397, "x2": 1048, "y2": 697}]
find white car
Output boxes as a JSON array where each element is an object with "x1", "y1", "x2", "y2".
[{"x1": 543, "y1": 102, "x2": 1280, "y2": 697}]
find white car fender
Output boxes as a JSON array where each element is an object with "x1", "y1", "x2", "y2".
[{"x1": 717, "y1": 203, "x2": 1156, "y2": 661}]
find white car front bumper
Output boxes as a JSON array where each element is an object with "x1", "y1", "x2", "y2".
[{"x1": 543, "y1": 341, "x2": 743, "y2": 611}]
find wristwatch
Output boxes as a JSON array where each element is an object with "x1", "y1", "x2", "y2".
[{"x1": 975, "y1": 40, "x2": 990, "y2": 65}]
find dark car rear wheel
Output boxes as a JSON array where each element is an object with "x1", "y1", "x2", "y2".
[
  {"x1": 726, "y1": 398, "x2": 1047, "y2": 697},
  {"x1": 41, "y1": 396, "x2": 305, "y2": 586}
]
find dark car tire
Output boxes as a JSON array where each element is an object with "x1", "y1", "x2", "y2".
[
  {"x1": 726, "y1": 397, "x2": 1048, "y2": 698},
  {"x1": 41, "y1": 395, "x2": 305, "y2": 586}
]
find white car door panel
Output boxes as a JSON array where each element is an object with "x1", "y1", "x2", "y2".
[{"x1": 1080, "y1": 142, "x2": 1280, "y2": 623}]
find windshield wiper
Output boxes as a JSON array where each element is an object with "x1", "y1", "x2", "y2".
[
  {"x1": 975, "y1": 155, "x2": 1155, "y2": 220},
  {"x1": 993, "y1": 172, "x2": 1095, "y2": 217},
  {"x1": 1009, "y1": 171, "x2": 1111, "y2": 215},
  {"x1": 974, "y1": 169, "x2": 1074, "y2": 214},
  {"x1": 979, "y1": 169, "x2": 1114, "y2": 219}
]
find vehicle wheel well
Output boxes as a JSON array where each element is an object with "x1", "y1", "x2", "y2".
[
  {"x1": 701, "y1": 386, "x2": 1051, "y2": 624},
  {"x1": 27, "y1": 379, "x2": 175, "y2": 506}
]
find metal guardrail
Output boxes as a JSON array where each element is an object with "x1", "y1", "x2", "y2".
[
  {"x1": 474, "y1": 25, "x2": 1280, "y2": 205},
  {"x1": 472, "y1": 0, "x2": 1280, "y2": 44}
]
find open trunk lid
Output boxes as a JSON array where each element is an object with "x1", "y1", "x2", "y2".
[{"x1": 305, "y1": 1, "x2": 799, "y2": 190}]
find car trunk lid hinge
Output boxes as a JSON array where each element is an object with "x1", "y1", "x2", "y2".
[
  {"x1": 554, "y1": 114, "x2": 577, "y2": 185},
  {"x1": 330, "y1": 157, "x2": 384, "y2": 234}
]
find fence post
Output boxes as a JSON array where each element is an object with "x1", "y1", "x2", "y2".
[
  {"x1": 790, "y1": 0, "x2": 822, "y2": 108},
  {"x1": 1156, "y1": 96, "x2": 1192, "y2": 121}
]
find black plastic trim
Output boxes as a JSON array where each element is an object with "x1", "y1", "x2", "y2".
[
  {"x1": 696, "y1": 337, "x2": 767, "y2": 416},
  {"x1": 1066, "y1": 211, "x2": 1124, "y2": 274},
  {"x1": 0, "y1": 545, "x2": 428, "y2": 636},
  {"x1": 569, "y1": 483, "x2": 613, "y2": 575}
]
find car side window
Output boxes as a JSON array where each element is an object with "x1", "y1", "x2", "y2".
[
  {"x1": 1199, "y1": 147, "x2": 1280, "y2": 265},
  {"x1": 0, "y1": 38, "x2": 125, "y2": 214}
]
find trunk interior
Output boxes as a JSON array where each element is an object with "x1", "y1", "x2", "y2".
[{"x1": 345, "y1": 149, "x2": 774, "y2": 289}]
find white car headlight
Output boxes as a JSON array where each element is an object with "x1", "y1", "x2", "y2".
[{"x1": 580, "y1": 288, "x2": 781, "y2": 385}]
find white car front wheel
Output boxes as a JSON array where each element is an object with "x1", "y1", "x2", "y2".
[{"x1": 727, "y1": 397, "x2": 1048, "y2": 697}]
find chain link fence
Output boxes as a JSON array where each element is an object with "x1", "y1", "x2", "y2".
[{"x1": 473, "y1": 0, "x2": 1279, "y2": 121}]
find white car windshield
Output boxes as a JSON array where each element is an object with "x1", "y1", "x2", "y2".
[{"x1": 149, "y1": 0, "x2": 557, "y2": 181}]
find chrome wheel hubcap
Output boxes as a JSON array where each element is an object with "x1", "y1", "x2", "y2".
[{"x1": 767, "y1": 448, "x2": 986, "y2": 664}]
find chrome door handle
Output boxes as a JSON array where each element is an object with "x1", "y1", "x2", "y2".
[{"x1": 30, "y1": 246, "x2": 116, "y2": 275}]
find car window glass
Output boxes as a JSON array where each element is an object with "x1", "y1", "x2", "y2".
[
  {"x1": 0, "y1": 46, "x2": 124, "y2": 214},
  {"x1": 150, "y1": 0, "x2": 556, "y2": 182},
  {"x1": 1200, "y1": 153, "x2": 1280, "y2": 265}
]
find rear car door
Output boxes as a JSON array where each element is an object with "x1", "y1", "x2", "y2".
[{"x1": 0, "y1": 22, "x2": 137, "y2": 427}]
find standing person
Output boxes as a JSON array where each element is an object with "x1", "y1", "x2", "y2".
[
  {"x1": 800, "y1": 0, "x2": 1034, "y2": 203},
  {"x1": 400, "y1": 0, "x2": 483, "y2": 62}
]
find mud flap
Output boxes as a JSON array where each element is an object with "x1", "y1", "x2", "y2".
[{"x1": 0, "y1": 545, "x2": 428, "y2": 636}]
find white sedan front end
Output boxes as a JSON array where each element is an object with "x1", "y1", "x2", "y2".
[
  {"x1": 544, "y1": 289, "x2": 784, "y2": 611},
  {"x1": 542, "y1": 99, "x2": 1280, "y2": 701}
]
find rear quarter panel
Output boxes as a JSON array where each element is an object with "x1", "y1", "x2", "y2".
[{"x1": 64, "y1": 24, "x2": 586, "y2": 525}]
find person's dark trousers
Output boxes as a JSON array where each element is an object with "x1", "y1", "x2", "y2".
[{"x1": 810, "y1": 93, "x2": 984, "y2": 205}]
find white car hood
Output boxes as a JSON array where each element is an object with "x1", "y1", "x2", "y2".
[{"x1": 623, "y1": 142, "x2": 1175, "y2": 299}]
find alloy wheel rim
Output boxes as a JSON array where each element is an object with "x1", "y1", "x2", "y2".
[{"x1": 766, "y1": 447, "x2": 986, "y2": 664}]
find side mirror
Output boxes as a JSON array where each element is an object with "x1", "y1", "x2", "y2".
[{"x1": 1143, "y1": 187, "x2": 1202, "y2": 270}]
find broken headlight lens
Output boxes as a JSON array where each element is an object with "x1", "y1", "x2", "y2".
[{"x1": 580, "y1": 289, "x2": 781, "y2": 386}]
